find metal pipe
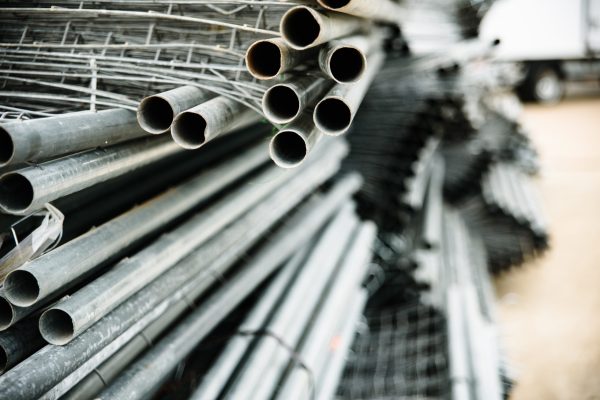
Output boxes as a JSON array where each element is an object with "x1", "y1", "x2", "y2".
[
  {"x1": 228, "y1": 204, "x2": 359, "y2": 400},
  {"x1": 96, "y1": 177, "x2": 361, "y2": 400},
  {"x1": 38, "y1": 140, "x2": 348, "y2": 345},
  {"x1": 314, "y1": 290, "x2": 367, "y2": 400},
  {"x1": 318, "y1": 34, "x2": 379, "y2": 83},
  {"x1": 190, "y1": 245, "x2": 302, "y2": 400},
  {"x1": 269, "y1": 112, "x2": 323, "y2": 169},
  {"x1": 262, "y1": 76, "x2": 330, "y2": 124},
  {"x1": 0, "y1": 136, "x2": 182, "y2": 215},
  {"x1": 0, "y1": 293, "x2": 31, "y2": 331},
  {"x1": 0, "y1": 315, "x2": 45, "y2": 375},
  {"x1": 245, "y1": 38, "x2": 316, "y2": 80},
  {"x1": 0, "y1": 146, "x2": 353, "y2": 400},
  {"x1": 137, "y1": 85, "x2": 213, "y2": 134},
  {"x1": 314, "y1": 51, "x2": 385, "y2": 136},
  {"x1": 316, "y1": 0, "x2": 405, "y2": 25},
  {"x1": 0, "y1": 108, "x2": 148, "y2": 167},
  {"x1": 280, "y1": 6, "x2": 365, "y2": 50},
  {"x1": 37, "y1": 147, "x2": 315, "y2": 345},
  {"x1": 3, "y1": 141, "x2": 270, "y2": 309},
  {"x1": 275, "y1": 222, "x2": 375, "y2": 400},
  {"x1": 171, "y1": 96, "x2": 260, "y2": 150}
]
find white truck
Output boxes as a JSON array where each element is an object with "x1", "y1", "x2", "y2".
[{"x1": 479, "y1": 0, "x2": 600, "y2": 102}]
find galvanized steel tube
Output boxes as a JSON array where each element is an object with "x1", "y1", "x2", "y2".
[
  {"x1": 314, "y1": 51, "x2": 385, "y2": 136},
  {"x1": 3, "y1": 141, "x2": 270, "y2": 308},
  {"x1": 171, "y1": 96, "x2": 260, "y2": 149},
  {"x1": 0, "y1": 315, "x2": 45, "y2": 374},
  {"x1": 0, "y1": 145, "x2": 352, "y2": 400},
  {"x1": 96, "y1": 176, "x2": 361, "y2": 400},
  {"x1": 280, "y1": 6, "x2": 365, "y2": 50},
  {"x1": 0, "y1": 136, "x2": 182, "y2": 215},
  {"x1": 245, "y1": 38, "x2": 316, "y2": 80},
  {"x1": 137, "y1": 85, "x2": 213, "y2": 134},
  {"x1": 269, "y1": 112, "x2": 323, "y2": 169},
  {"x1": 262, "y1": 76, "x2": 330, "y2": 124},
  {"x1": 38, "y1": 155, "x2": 307, "y2": 345},
  {"x1": 317, "y1": 0, "x2": 405, "y2": 25},
  {"x1": 318, "y1": 34, "x2": 379, "y2": 83},
  {"x1": 0, "y1": 109, "x2": 148, "y2": 167}
]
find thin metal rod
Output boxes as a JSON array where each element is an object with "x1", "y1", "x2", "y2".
[
  {"x1": 137, "y1": 85, "x2": 213, "y2": 134},
  {"x1": 0, "y1": 136, "x2": 182, "y2": 215},
  {"x1": 280, "y1": 6, "x2": 365, "y2": 50},
  {"x1": 171, "y1": 96, "x2": 260, "y2": 150},
  {"x1": 0, "y1": 108, "x2": 148, "y2": 167},
  {"x1": 3, "y1": 141, "x2": 270, "y2": 309}
]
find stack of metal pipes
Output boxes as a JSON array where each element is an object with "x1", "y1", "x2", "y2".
[
  {"x1": 0, "y1": 125, "x2": 368, "y2": 399},
  {"x1": 190, "y1": 204, "x2": 376, "y2": 400}
]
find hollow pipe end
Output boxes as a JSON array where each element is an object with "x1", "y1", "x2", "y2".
[
  {"x1": 246, "y1": 40, "x2": 284, "y2": 80},
  {"x1": 0, "y1": 172, "x2": 35, "y2": 215},
  {"x1": 329, "y1": 46, "x2": 367, "y2": 84},
  {"x1": 0, "y1": 127, "x2": 15, "y2": 167},
  {"x1": 137, "y1": 95, "x2": 175, "y2": 135},
  {"x1": 262, "y1": 85, "x2": 301, "y2": 125},
  {"x1": 39, "y1": 308, "x2": 76, "y2": 346},
  {"x1": 171, "y1": 111, "x2": 207, "y2": 150},
  {"x1": 0, "y1": 297, "x2": 15, "y2": 331},
  {"x1": 269, "y1": 129, "x2": 309, "y2": 169},
  {"x1": 280, "y1": 6, "x2": 322, "y2": 50},
  {"x1": 4, "y1": 269, "x2": 42, "y2": 308},
  {"x1": 313, "y1": 97, "x2": 352, "y2": 136}
]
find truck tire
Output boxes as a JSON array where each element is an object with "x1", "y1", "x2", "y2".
[{"x1": 517, "y1": 64, "x2": 565, "y2": 104}]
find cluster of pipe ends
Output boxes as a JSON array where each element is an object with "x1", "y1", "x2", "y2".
[{"x1": 138, "y1": 0, "x2": 399, "y2": 168}]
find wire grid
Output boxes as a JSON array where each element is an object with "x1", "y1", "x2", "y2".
[
  {"x1": 337, "y1": 302, "x2": 450, "y2": 400},
  {"x1": 0, "y1": 1, "x2": 301, "y2": 120}
]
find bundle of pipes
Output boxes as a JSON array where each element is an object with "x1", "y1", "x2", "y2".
[
  {"x1": 0, "y1": 136, "x2": 359, "y2": 398},
  {"x1": 189, "y1": 204, "x2": 376, "y2": 400},
  {"x1": 458, "y1": 161, "x2": 549, "y2": 274},
  {"x1": 440, "y1": 207, "x2": 509, "y2": 400}
]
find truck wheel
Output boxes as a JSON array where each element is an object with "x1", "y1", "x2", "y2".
[{"x1": 518, "y1": 66, "x2": 565, "y2": 103}]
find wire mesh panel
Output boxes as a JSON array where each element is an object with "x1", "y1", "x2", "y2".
[
  {"x1": 0, "y1": 1, "x2": 300, "y2": 118},
  {"x1": 338, "y1": 303, "x2": 450, "y2": 400}
]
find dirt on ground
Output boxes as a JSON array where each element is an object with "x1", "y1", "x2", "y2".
[{"x1": 495, "y1": 97, "x2": 600, "y2": 400}]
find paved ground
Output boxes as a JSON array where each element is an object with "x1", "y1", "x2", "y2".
[{"x1": 495, "y1": 96, "x2": 600, "y2": 400}]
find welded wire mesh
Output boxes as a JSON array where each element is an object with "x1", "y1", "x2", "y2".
[
  {"x1": 338, "y1": 302, "x2": 449, "y2": 400},
  {"x1": 0, "y1": 1, "x2": 302, "y2": 119}
]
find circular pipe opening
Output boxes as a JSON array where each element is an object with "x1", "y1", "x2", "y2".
[
  {"x1": 0, "y1": 297, "x2": 14, "y2": 331},
  {"x1": 319, "y1": 0, "x2": 350, "y2": 8},
  {"x1": 171, "y1": 112, "x2": 207, "y2": 149},
  {"x1": 0, "y1": 344, "x2": 7, "y2": 373},
  {"x1": 0, "y1": 173, "x2": 34, "y2": 213},
  {"x1": 246, "y1": 41, "x2": 282, "y2": 79},
  {"x1": 281, "y1": 7, "x2": 321, "y2": 49},
  {"x1": 270, "y1": 130, "x2": 308, "y2": 168},
  {"x1": 330, "y1": 47, "x2": 366, "y2": 83},
  {"x1": 314, "y1": 98, "x2": 352, "y2": 135},
  {"x1": 0, "y1": 127, "x2": 14, "y2": 166},
  {"x1": 4, "y1": 270, "x2": 41, "y2": 307},
  {"x1": 39, "y1": 309, "x2": 75, "y2": 345},
  {"x1": 263, "y1": 85, "x2": 301, "y2": 124},
  {"x1": 137, "y1": 96, "x2": 174, "y2": 134}
]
